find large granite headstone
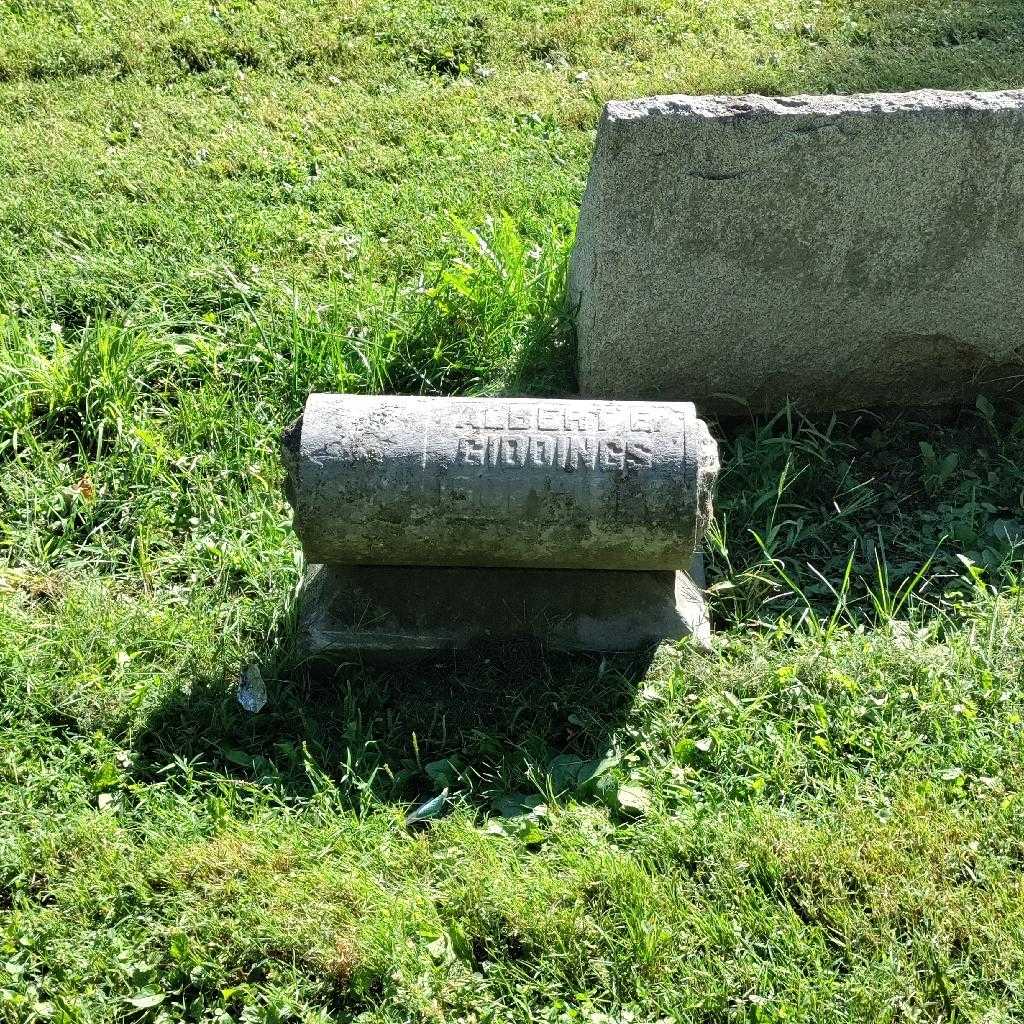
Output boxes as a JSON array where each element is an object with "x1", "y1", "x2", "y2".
[{"x1": 570, "y1": 90, "x2": 1024, "y2": 414}]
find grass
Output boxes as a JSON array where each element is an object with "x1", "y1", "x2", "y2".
[{"x1": 2, "y1": 0, "x2": 1024, "y2": 1021}]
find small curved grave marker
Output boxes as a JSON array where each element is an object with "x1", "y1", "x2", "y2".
[{"x1": 284, "y1": 395, "x2": 719, "y2": 657}]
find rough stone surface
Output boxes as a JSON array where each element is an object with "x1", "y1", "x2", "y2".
[
  {"x1": 570, "y1": 89, "x2": 1024, "y2": 413},
  {"x1": 285, "y1": 394, "x2": 718, "y2": 571},
  {"x1": 297, "y1": 560, "x2": 709, "y2": 659}
]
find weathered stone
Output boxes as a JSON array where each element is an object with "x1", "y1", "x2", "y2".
[
  {"x1": 296, "y1": 560, "x2": 709, "y2": 659},
  {"x1": 283, "y1": 394, "x2": 719, "y2": 658},
  {"x1": 570, "y1": 89, "x2": 1024, "y2": 413},
  {"x1": 284, "y1": 394, "x2": 718, "y2": 571}
]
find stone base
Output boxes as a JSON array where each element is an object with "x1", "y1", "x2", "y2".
[{"x1": 296, "y1": 560, "x2": 709, "y2": 660}]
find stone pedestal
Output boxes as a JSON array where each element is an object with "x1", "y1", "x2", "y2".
[{"x1": 296, "y1": 558, "x2": 709, "y2": 660}]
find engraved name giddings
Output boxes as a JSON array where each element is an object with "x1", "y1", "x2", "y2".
[{"x1": 452, "y1": 404, "x2": 685, "y2": 472}]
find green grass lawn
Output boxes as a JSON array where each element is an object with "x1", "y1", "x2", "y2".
[{"x1": 3, "y1": 1, "x2": 1024, "y2": 1021}]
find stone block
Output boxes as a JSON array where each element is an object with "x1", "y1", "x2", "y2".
[
  {"x1": 570, "y1": 90, "x2": 1024, "y2": 413},
  {"x1": 296, "y1": 561, "x2": 709, "y2": 659}
]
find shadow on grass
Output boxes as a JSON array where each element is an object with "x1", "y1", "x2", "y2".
[
  {"x1": 121, "y1": 394, "x2": 1024, "y2": 825},
  {"x1": 131, "y1": 631, "x2": 657, "y2": 816},
  {"x1": 126, "y1": 385, "x2": 1024, "y2": 814},
  {"x1": 702, "y1": 395, "x2": 1024, "y2": 630}
]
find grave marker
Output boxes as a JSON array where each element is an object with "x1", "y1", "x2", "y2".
[
  {"x1": 570, "y1": 89, "x2": 1024, "y2": 413},
  {"x1": 284, "y1": 395, "x2": 719, "y2": 656}
]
